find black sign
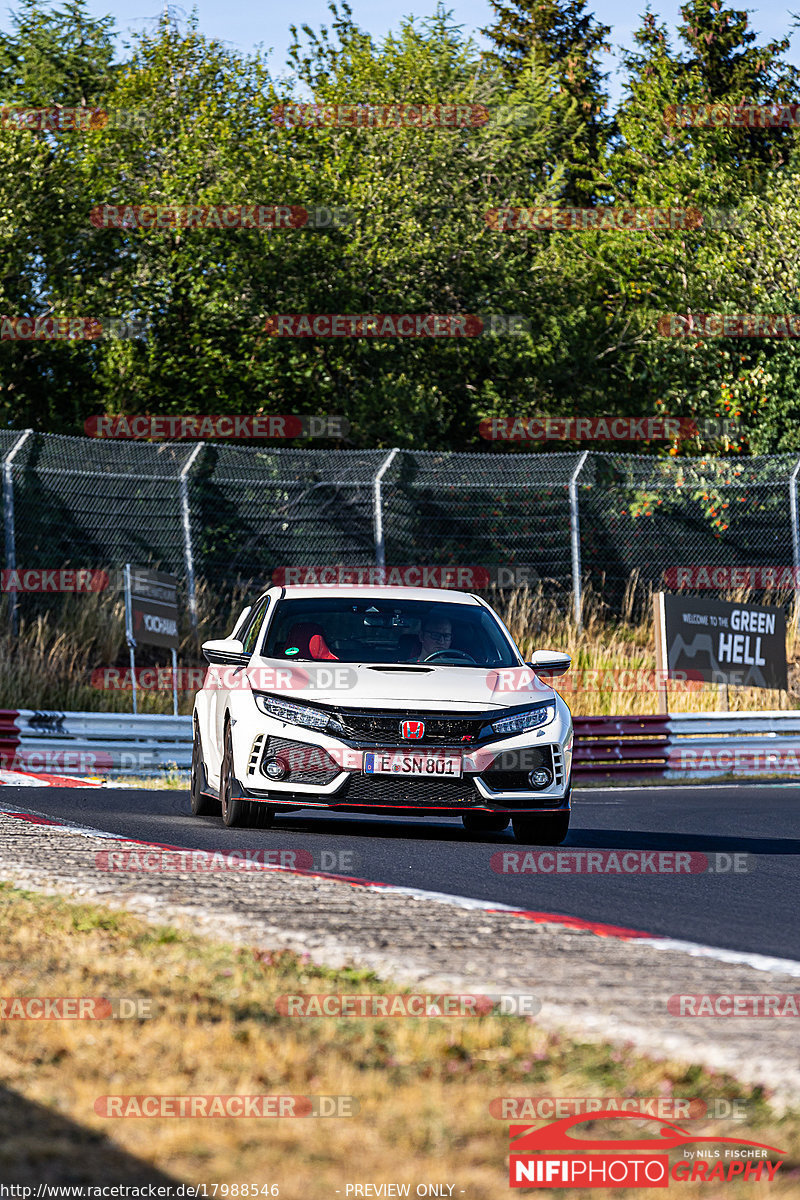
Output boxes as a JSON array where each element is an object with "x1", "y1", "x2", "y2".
[
  {"x1": 126, "y1": 567, "x2": 180, "y2": 650},
  {"x1": 657, "y1": 594, "x2": 787, "y2": 690}
]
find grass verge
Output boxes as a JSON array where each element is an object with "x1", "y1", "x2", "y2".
[{"x1": 0, "y1": 884, "x2": 797, "y2": 1194}]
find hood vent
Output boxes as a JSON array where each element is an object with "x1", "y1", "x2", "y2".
[{"x1": 366, "y1": 665, "x2": 434, "y2": 674}]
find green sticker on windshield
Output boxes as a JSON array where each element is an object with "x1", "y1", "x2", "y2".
[{"x1": 285, "y1": 646, "x2": 300, "y2": 656}]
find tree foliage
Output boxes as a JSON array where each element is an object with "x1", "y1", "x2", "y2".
[{"x1": 0, "y1": 0, "x2": 799, "y2": 454}]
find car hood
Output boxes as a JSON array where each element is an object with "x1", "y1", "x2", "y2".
[{"x1": 248, "y1": 658, "x2": 555, "y2": 711}]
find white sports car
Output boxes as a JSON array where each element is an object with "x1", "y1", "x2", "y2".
[{"x1": 191, "y1": 586, "x2": 573, "y2": 843}]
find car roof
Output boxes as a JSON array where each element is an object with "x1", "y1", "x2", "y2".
[{"x1": 273, "y1": 586, "x2": 481, "y2": 605}]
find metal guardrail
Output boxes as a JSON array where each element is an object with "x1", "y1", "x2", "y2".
[
  {"x1": 667, "y1": 711, "x2": 800, "y2": 779},
  {"x1": 0, "y1": 709, "x2": 798, "y2": 781},
  {"x1": 1, "y1": 709, "x2": 192, "y2": 777},
  {"x1": 572, "y1": 716, "x2": 670, "y2": 777}
]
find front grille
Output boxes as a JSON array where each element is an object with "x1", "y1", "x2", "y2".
[
  {"x1": 261, "y1": 737, "x2": 340, "y2": 785},
  {"x1": 333, "y1": 710, "x2": 488, "y2": 746},
  {"x1": 339, "y1": 773, "x2": 480, "y2": 807}
]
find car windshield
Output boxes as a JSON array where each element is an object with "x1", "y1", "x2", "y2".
[{"x1": 261, "y1": 598, "x2": 520, "y2": 668}]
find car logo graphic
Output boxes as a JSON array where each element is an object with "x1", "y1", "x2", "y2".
[
  {"x1": 507, "y1": 1111, "x2": 786, "y2": 1189},
  {"x1": 400, "y1": 720, "x2": 425, "y2": 740},
  {"x1": 509, "y1": 1111, "x2": 786, "y2": 1155}
]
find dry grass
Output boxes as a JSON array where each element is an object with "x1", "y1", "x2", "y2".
[
  {"x1": 0, "y1": 884, "x2": 796, "y2": 1193},
  {"x1": 499, "y1": 582, "x2": 800, "y2": 716},
  {"x1": 1, "y1": 581, "x2": 798, "y2": 718},
  {"x1": 0, "y1": 580, "x2": 248, "y2": 716}
]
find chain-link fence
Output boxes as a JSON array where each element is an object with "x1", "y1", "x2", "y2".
[{"x1": 3, "y1": 431, "x2": 800, "y2": 627}]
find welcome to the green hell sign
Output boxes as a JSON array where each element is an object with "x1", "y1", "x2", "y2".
[{"x1": 657, "y1": 594, "x2": 787, "y2": 690}]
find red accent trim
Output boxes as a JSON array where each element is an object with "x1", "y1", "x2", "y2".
[
  {"x1": 486, "y1": 909, "x2": 652, "y2": 940},
  {"x1": 3, "y1": 810, "x2": 60, "y2": 825},
  {"x1": 0, "y1": 771, "x2": 102, "y2": 789}
]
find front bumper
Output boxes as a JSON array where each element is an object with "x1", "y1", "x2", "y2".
[{"x1": 232, "y1": 698, "x2": 574, "y2": 815}]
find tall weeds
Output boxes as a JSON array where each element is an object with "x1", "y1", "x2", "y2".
[
  {"x1": 1, "y1": 582, "x2": 796, "y2": 716},
  {"x1": 496, "y1": 583, "x2": 800, "y2": 715}
]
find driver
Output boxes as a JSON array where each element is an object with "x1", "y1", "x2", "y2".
[{"x1": 417, "y1": 617, "x2": 452, "y2": 661}]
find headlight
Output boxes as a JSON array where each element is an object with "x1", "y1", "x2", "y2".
[
  {"x1": 253, "y1": 694, "x2": 331, "y2": 730},
  {"x1": 491, "y1": 702, "x2": 556, "y2": 736}
]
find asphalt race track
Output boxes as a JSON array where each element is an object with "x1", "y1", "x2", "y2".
[{"x1": 7, "y1": 782, "x2": 800, "y2": 963}]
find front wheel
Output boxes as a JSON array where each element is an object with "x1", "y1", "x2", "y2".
[
  {"x1": 462, "y1": 813, "x2": 510, "y2": 834},
  {"x1": 512, "y1": 812, "x2": 570, "y2": 845},
  {"x1": 190, "y1": 721, "x2": 217, "y2": 816},
  {"x1": 220, "y1": 723, "x2": 246, "y2": 828}
]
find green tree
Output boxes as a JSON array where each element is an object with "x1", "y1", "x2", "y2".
[
  {"x1": 585, "y1": 2, "x2": 800, "y2": 455},
  {"x1": 481, "y1": 0, "x2": 612, "y2": 201},
  {"x1": 0, "y1": 0, "x2": 119, "y2": 430}
]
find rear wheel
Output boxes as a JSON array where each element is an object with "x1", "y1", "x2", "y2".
[
  {"x1": 512, "y1": 812, "x2": 570, "y2": 845},
  {"x1": 220, "y1": 722, "x2": 246, "y2": 828},
  {"x1": 461, "y1": 813, "x2": 510, "y2": 834},
  {"x1": 190, "y1": 720, "x2": 217, "y2": 816}
]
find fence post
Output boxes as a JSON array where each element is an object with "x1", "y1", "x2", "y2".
[
  {"x1": 2, "y1": 429, "x2": 33, "y2": 636},
  {"x1": 791, "y1": 455, "x2": 800, "y2": 629},
  {"x1": 569, "y1": 450, "x2": 589, "y2": 629},
  {"x1": 373, "y1": 448, "x2": 399, "y2": 569},
  {"x1": 180, "y1": 444, "x2": 204, "y2": 632}
]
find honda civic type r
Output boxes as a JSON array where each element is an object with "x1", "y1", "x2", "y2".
[{"x1": 191, "y1": 586, "x2": 574, "y2": 843}]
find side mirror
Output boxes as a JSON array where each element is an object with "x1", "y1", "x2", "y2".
[
  {"x1": 528, "y1": 650, "x2": 571, "y2": 677},
  {"x1": 202, "y1": 637, "x2": 249, "y2": 667},
  {"x1": 230, "y1": 605, "x2": 253, "y2": 639}
]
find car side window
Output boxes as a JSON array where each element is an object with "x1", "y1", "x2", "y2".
[{"x1": 241, "y1": 597, "x2": 271, "y2": 655}]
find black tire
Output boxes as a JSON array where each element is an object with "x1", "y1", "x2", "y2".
[
  {"x1": 190, "y1": 720, "x2": 217, "y2": 816},
  {"x1": 461, "y1": 813, "x2": 510, "y2": 834},
  {"x1": 512, "y1": 812, "x2": 570, "y2": 845},
  {"x1": 220, "y1": 722, "x2": 246, "y2": 828}
]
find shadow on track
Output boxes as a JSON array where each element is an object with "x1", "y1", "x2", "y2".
[
  {"x1": 230, "y1": 814, "x2": 800, "y2": 858},
  {"x1": 0, "y1": 1084, "x2": 180, "y2": 1184},
  {"x1": 565, "y1": 828, "x2": 800, "y2": 856}
]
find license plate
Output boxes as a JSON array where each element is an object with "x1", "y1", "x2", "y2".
[{"x1": 363, "y1": 751, "x2": 463, "y2": 778}]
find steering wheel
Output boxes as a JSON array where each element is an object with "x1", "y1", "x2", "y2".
[{"x1": 423, "y1": 649, "x2": 477, "y2": 664}]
